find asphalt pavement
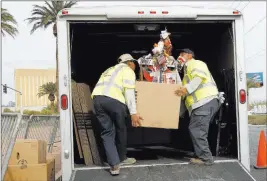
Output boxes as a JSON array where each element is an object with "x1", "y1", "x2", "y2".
[{"x1": 249, "y1": 124, "x2": 267, "y2": 181}]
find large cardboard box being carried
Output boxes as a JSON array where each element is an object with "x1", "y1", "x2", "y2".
[
  {"x1": 9, "y1": 139, "x2": 47, "y2": 165},
  {"x1": 135, "y1": 81, "x2": 182, "y2": 129},
  {"x1": 4, "y1": 158, "x2": 55, "y2": 181}
]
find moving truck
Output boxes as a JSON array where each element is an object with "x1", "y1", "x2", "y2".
[{"x1": 57, "y1": 5, "x2": 255, "y2": 181}]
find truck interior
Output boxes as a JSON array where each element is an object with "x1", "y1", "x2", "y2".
[{"x1": 69, "y1": 21, "x2": 238, "y2": 168}]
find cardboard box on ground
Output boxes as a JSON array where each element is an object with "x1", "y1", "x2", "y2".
[
  {"x1": 9, "y1": 139, "x2": 47, "y2": 165},
  {"x1": 5, "y1": 139, "x2": 55, "y2": 181},
  {"x1": 5, "y1": 158, "x2": 55, "y2": 181}
]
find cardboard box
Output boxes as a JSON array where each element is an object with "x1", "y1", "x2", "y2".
[
  {"x1": 9, "y1": 139, "x2": 47, "y2": 165},
  {"x1": 135, "y1": 81, "x2": 181, "y2": 129},
  {"x1": 4, "y1": 158, "x2": 55, "y2": 181}
]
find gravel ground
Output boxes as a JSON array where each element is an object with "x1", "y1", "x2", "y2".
[{"x1": 249, "y1": 124, "x2": 267, "y2": 181}]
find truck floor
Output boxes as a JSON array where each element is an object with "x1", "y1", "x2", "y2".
[
  {"x1": 72, "y1": 162, "x2": 255, "y2": 181},
  {"x1": 74, "y1": 147, "x2": 233, "y2": 168}
]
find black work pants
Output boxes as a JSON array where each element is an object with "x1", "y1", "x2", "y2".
[
  {"x1": 189, "y1": 98, "x2": 219, "y2": 162},
  {"x1": 93, "y1": 95, "x2": 128, "y2": 166}
]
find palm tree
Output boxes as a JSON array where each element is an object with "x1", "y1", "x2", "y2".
[
  {"x1": 26, "y1": 1, "x2": 77, "y2": 109},
  {"x1": 1, "y1": 8, "x2": 18, "y2": 38},
  {"x1": 37, "y1": 82, "x2": 57, "y2": 107}
]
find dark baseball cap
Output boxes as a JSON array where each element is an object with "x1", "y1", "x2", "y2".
[{"x1": 179, "y1": 48, "x2": 195, "y2": 57}]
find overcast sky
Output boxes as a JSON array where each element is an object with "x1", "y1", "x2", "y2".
[{"x1": 1, "y1": 1, "x2": 266, "y2": 105}]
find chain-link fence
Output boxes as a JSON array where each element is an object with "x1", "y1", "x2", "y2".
[
  {"x1": 1, "y1": 113, "x2": 60, "y2": 180},
  {"x1": 1, "y1": 113, "x2": 23, "y2": 180},
  {"x1": 16, "y1": 115, "x2": 60, "y2": 152}
]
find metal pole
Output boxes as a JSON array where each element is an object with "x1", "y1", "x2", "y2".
[{"x1": 1, "y1": 84, "x2": 23, "y2": 114}]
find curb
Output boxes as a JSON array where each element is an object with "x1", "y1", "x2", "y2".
[{"x1": 248, "y1": 124, "x2": 267, "y2": 127}]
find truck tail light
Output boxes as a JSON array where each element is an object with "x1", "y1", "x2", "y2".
[
  {"x1": 138, "y1": 11, "x2": 144, "y2": 14},
  {"x1": 162, "y1": 11, "x2": 168, "y2": 14},
  {"x1": 150, "y1": 11, "x2": 156, "y2": 14},
  {"x1": 62, "y1": 9, "x2": 68, "y2": 15},
  {"x1": 61, "y1": 94, "x2": 68, "y2": 110},
  {"x1": 239, "y1": 89, "x2": 246, "y2": 104},
  {"x1": 233, "y1": 10, "x2": 239, "y2": 15}
]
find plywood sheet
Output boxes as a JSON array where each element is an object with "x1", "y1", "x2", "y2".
[
  {"x1": 72, "y1": 81, "x2": 102, "y2": 165},
  {"x1": 76, "y1": 83, "x2": 102, "y2": 165},
  {"x1": 72, "y1": 81, "x2": 93, "y2": 165},
  {"x1": 72, "y1": 112, "x2": 83, "y2": 159},
  {"x1": 135, "y1": 81, "x2": 182, "y2": 129}
]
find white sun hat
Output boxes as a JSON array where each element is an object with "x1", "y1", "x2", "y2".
[{"x1": 118, "y1": 53, "x2": 136, "y2": 63}]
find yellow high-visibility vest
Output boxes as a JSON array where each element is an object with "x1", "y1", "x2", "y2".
[
  {"x1": 182, "y1": 59, "x2": 218, "y2": 110},
  {"x1": 92, "y1": 63, "x2": 136, "y2": 104}
]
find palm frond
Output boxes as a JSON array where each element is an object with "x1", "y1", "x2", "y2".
[
  {"x1": 33, "y1": 4, "x2": 54, "y2": 17},
  {"x1": 37, "y1": 82, "x2": 57, "y2": 98},
  {"x1": 64, "y1": 1, "x2": 78, "y2": 8},
  {"x1": 25, "y1": 17, "x2": 42, "y2": 24},
  {"x1": 1, "y1": 8, "x2": 17, "y2": 24},
  {"x1": 26, "y1": 1, "x2": 77, "y2": 34},
  {"x1": 1, "y1": 8, "x2": 19, "y2": 38},
  {"x1": 45, "y1": 1, "x2": 58, "y2": 16}
]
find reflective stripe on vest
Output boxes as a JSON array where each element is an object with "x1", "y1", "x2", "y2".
[
  {"x1": 191, "y1": 68, "x2": 217, "y2": 84},
  {"x1": 123, "y1": 79, "x2": 135, "y2": 86},
  {"x1": 191, "y1": 68, "x2": 208, "y2": 77},
  {"x1": 95, "y1": 82, "x2": 123, "y2": 92},
  {"x1": 95, "y1": 79, "x2": 135, "y2": 93},
  {"x1": 94, "y1": 64, "x2": 126, "y2": 96},
  {"x1": 184, "y1": 67, "x2": 218, "y2": 109},
  {"x1": 184, "y1": 74, "x2": 217, "y2": 102}
]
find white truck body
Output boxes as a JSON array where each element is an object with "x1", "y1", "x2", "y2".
[{"x1": 57, "y1": 5, "x2": 252, "y2": 181}]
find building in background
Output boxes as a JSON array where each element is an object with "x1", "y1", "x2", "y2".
[
  {"x1": 8, "y1": 101, "x2": 15, "y2": 107},
  {"x1": 14, "y1": 69, "x2": 56, "y2": 111}
]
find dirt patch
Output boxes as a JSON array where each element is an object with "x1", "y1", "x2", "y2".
[{"x1": 248, "y1": 115, "x2": 267, "y2": 125}]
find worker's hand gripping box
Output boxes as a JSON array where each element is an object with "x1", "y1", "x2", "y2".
[
  {"x1": 8, "y1": 139, "x2": 47, "y2": 165},
  {"x1": 135, "y1": 81, "x2": 182, "y2": 129}
]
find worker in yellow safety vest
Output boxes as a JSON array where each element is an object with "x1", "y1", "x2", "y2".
[
  {"x1": 175, "y1": 49, "x2": 220, "y2": 166},
  {"x1": 91, "y1": 53, "x2": 143, "y2": 175}
]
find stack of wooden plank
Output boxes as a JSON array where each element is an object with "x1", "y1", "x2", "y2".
[{"x1": 71, "y1": 81, "x2": 102, "y2": 166}]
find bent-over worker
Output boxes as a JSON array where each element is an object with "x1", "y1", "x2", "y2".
[
  {"x1": 175, "y1": 49, "x2": 220, "y2": 165},
  {"x1": 91, "y1": 53, "x2": 143, "y2": 175}
]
